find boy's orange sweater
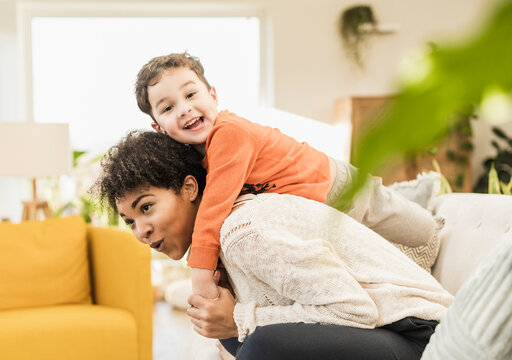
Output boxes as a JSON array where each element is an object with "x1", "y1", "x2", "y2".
[{"x1": 188, "y1": 110, "x2": 331, "y2": 269}]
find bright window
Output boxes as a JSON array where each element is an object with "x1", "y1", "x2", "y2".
[{"x1": 31, "y1": 16, "x2": 261, "y2": 152}]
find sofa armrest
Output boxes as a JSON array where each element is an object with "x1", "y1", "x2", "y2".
[
  {"x1": 430, "y1": 193, "x2": 512, "y2": 295},
  {"x1": 87, "y1": 225, "x2": 152, "y2": 360}
]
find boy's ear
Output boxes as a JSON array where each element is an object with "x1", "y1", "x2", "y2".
[
  {"x1": 210, "y1": 86, "x2": 218, "y2": 105},
  {"x1": 151, "y1": 122, "x2": 167, "y2": 135},
  {"x1": 182, "y1": 175, "x2": 199, "y2": 201}
]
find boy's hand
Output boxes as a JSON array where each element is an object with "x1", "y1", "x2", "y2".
[{"x1": 191, "y1": 267, "x2": 219, "y2": 299}]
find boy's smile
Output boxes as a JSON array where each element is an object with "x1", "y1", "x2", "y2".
[{"x1": 148, "y1": 67, "x2": 219, "y2": 154}]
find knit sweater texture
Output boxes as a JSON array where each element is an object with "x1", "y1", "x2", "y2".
[
  {"x1": 422, "y1": 237, "x2": 512, "y2": 359},
  {"x1": 219, "y1": 194, "x2": 454, "y2": 342}
]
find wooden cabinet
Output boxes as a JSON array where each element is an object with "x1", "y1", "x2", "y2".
[{"x1": 334, "y1": 96, "x2": 472, "y2": 191}]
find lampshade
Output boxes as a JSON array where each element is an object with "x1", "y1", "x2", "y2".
[{"x1": 0, "y1": 123, "x2": 71, "y2": 177}]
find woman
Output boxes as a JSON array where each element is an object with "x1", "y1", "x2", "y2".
[{"x1": 94, "y1": 130, "x2": 453, "y2": 360}]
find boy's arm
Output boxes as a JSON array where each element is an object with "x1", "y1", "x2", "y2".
[
  {"x1": 190, "y1": 267, "x2": 218, "y2": 299},
  {"x1": 188, "y1": 122, "x2": 259, "y2": 270}
]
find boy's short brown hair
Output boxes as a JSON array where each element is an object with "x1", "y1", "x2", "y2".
[{"x1": 135, "y1": 52, "x2": 211, "y2": 121}]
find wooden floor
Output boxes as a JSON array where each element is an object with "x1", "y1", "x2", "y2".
[{"x1": 153, "y1": 301, "x2": 195, "y2": 360}]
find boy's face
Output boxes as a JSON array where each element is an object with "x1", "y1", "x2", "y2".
[
  {"x1": 117, "y1": 183, "x2": 198, "y2": 260},
  {"x1": 148, "y1": 67, "x2": 218, "y2": 148}
]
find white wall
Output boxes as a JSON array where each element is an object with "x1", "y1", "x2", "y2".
[
  {"x1": 0, "y1": 0, "x2": 20, "y2": 123},
  {"x1": 0, "y1": 0, "x2": 498, "y2": 123},
  {"x1": 0, "y1": 0, "x2": 26, "y2": 221},
  {"x1": 0, "y1": 0, "x2": 503, "y2": 222},
  {"x1": 269, "y1": 0, "x2": 495, "y2": 121}
]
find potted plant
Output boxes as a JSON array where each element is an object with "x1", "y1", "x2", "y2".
[
  {"x1": 474, "y1": 127, "x2": 512, "y2": 194},
  {"x1": 338, "y1": 5, "x2": 377, "y2": 68}
]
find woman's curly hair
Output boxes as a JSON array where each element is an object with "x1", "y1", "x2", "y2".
[{"x1": 93, "y1": 130, "x2": 206, "y2": 213}]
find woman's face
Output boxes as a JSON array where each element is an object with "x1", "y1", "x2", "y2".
[{"x1": 116, "y1": 178, "x2": 199, "y2": 260}]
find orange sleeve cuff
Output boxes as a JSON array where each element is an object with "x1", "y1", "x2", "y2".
[{"x1": 187, "y1": 246, "x2": 220, "y2": 270}]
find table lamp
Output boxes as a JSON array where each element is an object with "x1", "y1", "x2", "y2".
[{"x1": 0, "y1": 123, "x2": 71, "y2": 221}]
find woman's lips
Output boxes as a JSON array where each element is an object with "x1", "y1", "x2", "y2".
[{"x1": 150, "y1": 239, "x2": 164, "y2": 251}]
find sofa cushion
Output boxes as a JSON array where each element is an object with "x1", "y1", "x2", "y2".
[
  {"x1": 0, "y1": 216, "x2": 91, "y2": 310},
  {"x1": 0, "y1": 304, "x2": 137, "y2": 360},
  {"x1": 388, "y1": 171, "x2": 442, "y2": 210},
  {"x1": 391, "y1": 217, "x2": 444, "y2": 273},
  {"x1": 429, "y1": 193, "x2": 512, "y2": 295},
  {"x1": 386, "y1": 172, "x2": 445, "y2": 272}
]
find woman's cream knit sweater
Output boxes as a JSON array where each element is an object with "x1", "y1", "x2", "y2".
[{"x1": 219, "y1": 193, "x2": 454, "y2": 342}]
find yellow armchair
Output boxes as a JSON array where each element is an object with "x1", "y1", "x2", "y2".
[{"x1": 0, "y1": 216, "x2": 153, "y2": 360}]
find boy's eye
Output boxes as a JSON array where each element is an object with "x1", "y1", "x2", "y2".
[
  {"x1": 163, "y1": 105, "x2": 173, "y2": 113},
  {"x1": 186, "y1": 92, "x2": 196, "y2": 99},
  {"x1": 124, "y1": 219, "x2": 134, "y2": 226}
]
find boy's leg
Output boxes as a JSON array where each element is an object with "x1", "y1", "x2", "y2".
[
  {"x1": 217, "y1": 340, "x2": 236, "y2": 360},
  {"x1": 421, "y1": 239, "x2": 512, "y2": 360},
  {"x1": 231, "y1": 319, "x2": 434, "y2": 360},
  {"x1": 327, "y1": 159, "x2": 437, "y2": 247},
  {"x1": 219, "y1": 337, "x2": 240, "y2": 357}
]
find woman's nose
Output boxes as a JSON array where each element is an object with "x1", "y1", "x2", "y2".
[{"x1": 135, "y1": 222, "x2": 153, "y2": 243}]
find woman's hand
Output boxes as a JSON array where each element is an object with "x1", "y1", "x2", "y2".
[{"x1": 187, "y1": 286, "x2": 239, "y2": 339}]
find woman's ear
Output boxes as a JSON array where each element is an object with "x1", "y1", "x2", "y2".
[{"x1": 181, "y1": 175, "x2": 199, "y2": 201}]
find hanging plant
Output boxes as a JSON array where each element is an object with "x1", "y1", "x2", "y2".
[{"x1": 338, "y1": 5, "x2": 377, "y2": 68}]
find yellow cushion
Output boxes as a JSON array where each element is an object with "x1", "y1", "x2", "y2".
[
  {"x1": 0, "y1": 216, "x2": 91, "y2": 310},
  {"x1": 0, "y1": 304, "x2": 137, "y2": 360}
]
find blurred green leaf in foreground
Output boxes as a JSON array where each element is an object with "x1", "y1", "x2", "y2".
[{"x1": 335, "y1": 0, "x2": 512, "y2": 208}]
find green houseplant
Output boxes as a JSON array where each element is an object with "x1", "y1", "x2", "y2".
[
  {"x1": 474, "y1": 127, "x2": 512, "y2": 194},
  {"x1": 48, "y1": 151, "x2": 122, "y2": 227}
]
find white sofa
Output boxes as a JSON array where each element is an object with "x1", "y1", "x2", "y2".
[
  {"x1": 430, "y1": 192, "x2": 512, "y2": 296},
  {"x1": 423, "y1": 192, "x2": 512, "y2": 359}
]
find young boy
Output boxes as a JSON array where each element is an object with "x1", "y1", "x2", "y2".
[{"x1": 135, "y1": 52, "x2": 439, "y2": 299}]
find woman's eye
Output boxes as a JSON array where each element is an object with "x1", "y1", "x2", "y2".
[
  {"x1": 141, "y1": 203, "x2": 152, "y2": 213},
  {"x1": 125, "y1": 219, "x2": 134, "y2": 226}
]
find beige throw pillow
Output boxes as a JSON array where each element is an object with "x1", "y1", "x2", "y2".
[
  {"x1": 392, "y1": 216, "x2": 444, "y2": 273},
  {"x1": 387, "y1": 172, "x2": 445, "y2": 272}
]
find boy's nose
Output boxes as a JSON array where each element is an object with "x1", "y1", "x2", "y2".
[{"x1": 179, "y1": 104, "x2": 192, "y2": 117}]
